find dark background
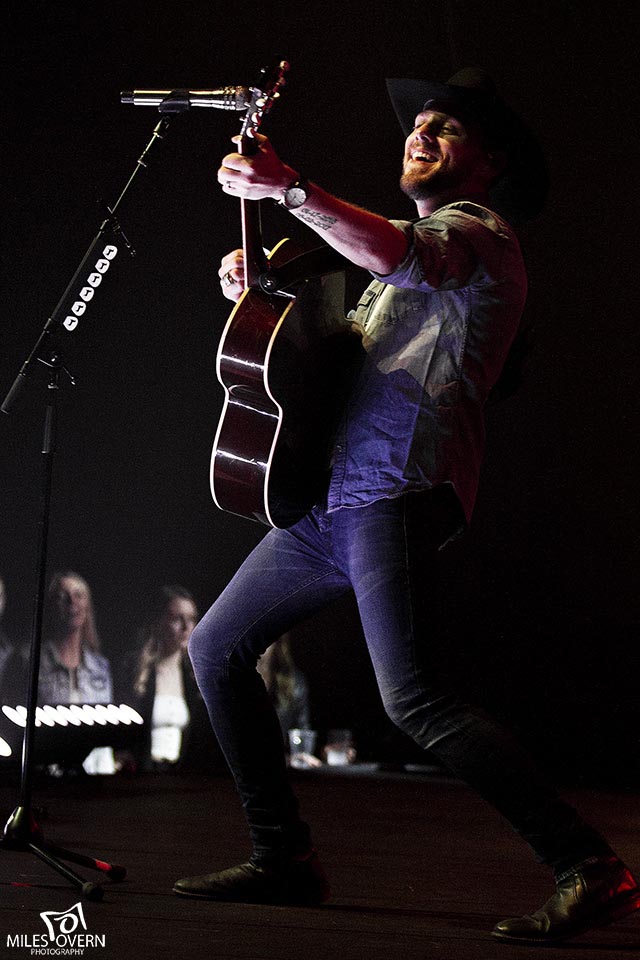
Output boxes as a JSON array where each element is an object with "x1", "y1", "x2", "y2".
[{"x1": 1, "y1": 1, "x2": 638, "y2": 782}]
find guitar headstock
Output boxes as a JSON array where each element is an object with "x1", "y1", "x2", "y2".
[{"x1": 239, "y1": 60, "x2": 289, "y2": 155}]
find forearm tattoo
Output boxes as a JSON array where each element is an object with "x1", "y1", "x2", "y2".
[{"x1": 296, "y1": 208, "x2": 338, "y2": 231}]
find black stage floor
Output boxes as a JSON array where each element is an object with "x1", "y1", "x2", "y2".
[{"x1": 1, "y1": 767, "x2": 639, "y2": 960}]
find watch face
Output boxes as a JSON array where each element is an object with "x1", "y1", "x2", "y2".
[{"x1": 284, "y1": 185, "x2": 307, "y2": 208}]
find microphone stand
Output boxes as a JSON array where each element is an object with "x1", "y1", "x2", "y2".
[{"x1": 0, "y1": 114, "x2": 173, "y2": 901}]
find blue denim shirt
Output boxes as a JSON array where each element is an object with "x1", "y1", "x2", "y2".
[
  {"x1": 327, "y1": 201, "x2": 528, "y2": 523},
  {"x1": 38, "y1": 641, "x2": 114, "y2": 705}
]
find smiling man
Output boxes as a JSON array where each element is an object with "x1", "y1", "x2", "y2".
[
  {"x1": 174, "y1": 69, "x2": 640, "y2": 944},
  {"x1": 401, "y1": 108, "x2": 502, "y2": 206}
]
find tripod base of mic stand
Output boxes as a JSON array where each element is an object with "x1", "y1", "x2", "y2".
[{"x1": 2, "y1": 804, "x2": 127, "y2": 901}]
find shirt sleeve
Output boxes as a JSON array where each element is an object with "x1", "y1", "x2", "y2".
[{"x1": 371, "y1": 203, "x2": 513, "y2": 292}]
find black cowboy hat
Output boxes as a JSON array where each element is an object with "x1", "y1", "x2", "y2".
[{"x1": 386, "y1": 67, "x2": 548, "y2": 224}]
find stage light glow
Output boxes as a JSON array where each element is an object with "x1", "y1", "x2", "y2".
[
  {"x1": 83, "y1": 704, "x2": 107, "y2": 726},
  {"x1": 0, "y1": 701, "x2": 144, "y2": 766},
  {"x1": 36, "y1": 707, "x2": 56, "y2": 728},
  {"x1": 69, "y1": 704, "x2": 94, "y2": 725},
  {"x1": 42, "y1": 704, "x2": 67, "y2": 726},
  {"x1": 2, "y1": 705, "x2": 26, "y2": 727},
  {"x1": 93, "y1": 704, "x2": 118, "y2": 725},
  {"x1": 55, "y1": 704, "x2": 82, "y2": 726},
  {"x1": 118, "y1": 704, "x2": 144, "y2": 725}
]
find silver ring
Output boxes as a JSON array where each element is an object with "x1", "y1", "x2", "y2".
[{"x1": 222, "y1": 272, "x2": 235, "y2": 287}]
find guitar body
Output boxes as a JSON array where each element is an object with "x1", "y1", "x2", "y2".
[
  {"x1": 210, "y1": 62, "x2": 361, "y2": 527},
  {"x1": 211, "y1": 239, "x2": 361, "y2": 528}
]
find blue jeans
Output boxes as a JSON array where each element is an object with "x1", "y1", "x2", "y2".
[{"x1": 189, "y1": 489, "x2": 609, "y2": 872}]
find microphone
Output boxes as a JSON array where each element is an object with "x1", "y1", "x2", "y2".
[{"x1": 120, "y1": 86, "x2": 250, "y2": 111}]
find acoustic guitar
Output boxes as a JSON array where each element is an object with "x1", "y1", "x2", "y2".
[{"x1": 210, "y1": 63, "x2": 362, "y2": 528}]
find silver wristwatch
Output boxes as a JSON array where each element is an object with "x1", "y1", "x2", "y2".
[{"x1": 278, "y1": 176, "x2": 309, "y2": 210}]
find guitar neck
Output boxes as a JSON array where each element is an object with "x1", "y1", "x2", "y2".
[
  {"x1": 233, "y1": 60, "x2": 289, "y2": 290},
  {"x1": 241, "y1": 197, "x2": 267, "y2": 289},
  {"x1": 240, "y1": 135, "x2": 268, "y2": 289}
]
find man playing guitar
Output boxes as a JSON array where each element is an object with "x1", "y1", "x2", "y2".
[{"x1": 174, "y1": 68, "x2": 640, "y2": 944}]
